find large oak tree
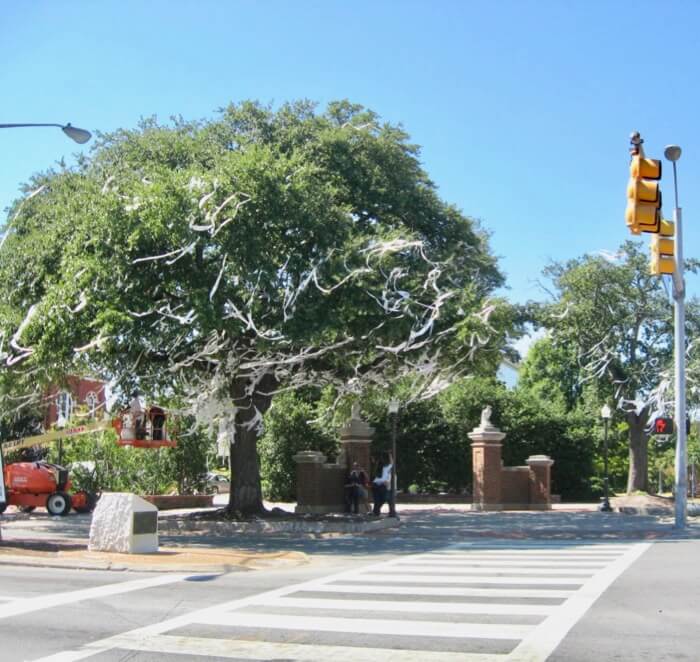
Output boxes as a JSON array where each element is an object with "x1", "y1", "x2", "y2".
[{"x1": 0, "y1": 101, "x2": 509, "y2": 514}]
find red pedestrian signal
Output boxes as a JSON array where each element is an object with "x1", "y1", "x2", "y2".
[{"x1": 653, "y1": 417, "x2": 674, "y2": 435}]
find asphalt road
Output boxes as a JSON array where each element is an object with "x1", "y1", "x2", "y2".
[
  {"x1": 2, "y1": 540, "x2": 696, "y2": 659},
  {"x1": 0, "y1": 550, "x2": 385, "y2": 661},
  {"x1": 549, "y1": 538, "x2": 700, "y2": 662},
  {"x1": 1, "y1": 507, "x2": 699, "y2": 661}
]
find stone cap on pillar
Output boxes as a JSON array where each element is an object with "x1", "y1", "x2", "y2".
[
  {"x1": 339, "y1": 403, "x2": 374, "y2": 441},
  {"x1": 526, "y1": 454, "x2": 554, "y2": 467},
  {"x1": 292, "y1": 450, "x2": 327, "y2": 464},
  {"x1": 468, "y1": 405, "x2": 506, "y2": 443}
]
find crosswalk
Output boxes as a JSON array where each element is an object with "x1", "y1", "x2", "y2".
[{"x1": 37, "y1": 540, "x2": 650, "y2": 662}]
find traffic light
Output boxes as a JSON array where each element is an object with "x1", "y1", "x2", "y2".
[
  {"x1": 650, "y1": 219, "x2": 675, "y2": 275},
  {"x1": 652, "y1": 417, "x2": 674, "y2": 435},
  {"x1": 626, "y1": 154, "x2": 662, "y2": 234}
]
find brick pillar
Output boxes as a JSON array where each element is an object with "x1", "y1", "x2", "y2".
[
  {"x1": 526, "y1": 454, "x2": 554, "y2": 510},
  {"x1": 293, "y1": 451, "x2": 326, "y2": 514},
  {"x1": 468, "y1": 417, "x2": 506, "y2": 512},
  {"x1": 294, "y1": 406, "x2": 374, "y2": 514},
  {"x1": 339, "y1": 404, "x2": 374, "y2": 478}
]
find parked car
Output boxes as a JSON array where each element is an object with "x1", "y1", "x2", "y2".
[{"x1": 206, "y1": 472, "x2": 230, "y2": 494}]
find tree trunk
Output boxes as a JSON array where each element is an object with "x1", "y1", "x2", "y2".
[
  {"x1": 627, "y1": 410, "x2": 649, "y2": 493},
  {"x1": 226, "y1": 372, "x2": 278, "y2": 517},
  {"x1": 228, "y1": 422, "x2": 265, "y2": 516}
]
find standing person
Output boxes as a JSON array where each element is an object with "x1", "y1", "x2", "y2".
[
  {"x1": 344, "y1": 462, "x2": 368, "y2": 515},
  {"x1": 372, "y1": 452, "x2": 397, "y2": 517},
  {"x1": 130, "y1": 391, "x2": 145, "y2": 440}
]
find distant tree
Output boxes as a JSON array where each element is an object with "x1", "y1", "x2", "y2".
[
  {"x1": 532, "y1": 241, "x2": 700, "y2": 493},
  {"x1": 518, "y1": 337, "x2": 582, "y2": 412}
]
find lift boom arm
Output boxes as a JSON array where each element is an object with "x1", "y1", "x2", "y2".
[{"x1": 1, "y1": 420, "x2": 113, "y2": 454}]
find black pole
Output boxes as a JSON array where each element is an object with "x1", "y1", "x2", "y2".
[
  {"x1": 390, "y1": 411, "x2": 398, "y2": 518},
  {"x1": 600, "y1": 417, "x2": 612, "y2": 512},
  {"x1": 0, "y1": 442, "x2": 5, "y2": 541}
]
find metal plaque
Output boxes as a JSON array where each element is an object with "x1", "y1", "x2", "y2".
[{"x1": 132, "y1": 511, "x2": 158, "y2": 535}]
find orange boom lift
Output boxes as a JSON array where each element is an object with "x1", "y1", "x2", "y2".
[{"x1": 0, "y1": 408, "x2": 176, "y2": 516}]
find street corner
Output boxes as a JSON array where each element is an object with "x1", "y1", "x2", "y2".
[{"x1": 0, "y1": 541, "x2": 310, "y2": 573}]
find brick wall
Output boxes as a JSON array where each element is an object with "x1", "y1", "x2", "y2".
[
  {"x1": 500, "y1": 467, "x2": 531, "y2": 508},
  {"x1": 471, "y1": 426, "x2": 553, "y2": 511}
]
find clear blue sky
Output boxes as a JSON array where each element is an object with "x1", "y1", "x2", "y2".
[{"x1": 2, "y1": 0, "x2": 699, "y2": 305}]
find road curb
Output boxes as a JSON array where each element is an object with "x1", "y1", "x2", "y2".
[
  {"x1": 0, "y1": 555, "x2": 114, "y2": 571},
  {"x1": 0, "y1": 546, "x2": 310, "y2": 574}
]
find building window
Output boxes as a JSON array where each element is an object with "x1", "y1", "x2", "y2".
[
  {"x1": 85, "y1": 391, "x2": 98, "y2": 418},
  {"x1": 56, "y1": 391, "x2": 73, "y2": 423}
]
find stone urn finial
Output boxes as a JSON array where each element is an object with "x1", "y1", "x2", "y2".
[
  {"x1": 340, "y1": 402, "x2": 374, "y2": 441},
  {"x1": 468, "y1": 405, "x2": 504, "y2": 443},
  {"x1": 480, "y1": 405, "x2": 494, "y2": 429}
]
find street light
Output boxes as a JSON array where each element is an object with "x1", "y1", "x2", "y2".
[
  {"x1": 600, "y1": 404, "x2": 613, "y2": 512},
  {"x1": 388, "y1": 399, "x2": 399, "y2": 517},
  {"x1": 664, "y1": 144, "x2": 687, "y2": 529},
  {"x1": 0, "y1": 123, "x2": 92, "y2": 144}
]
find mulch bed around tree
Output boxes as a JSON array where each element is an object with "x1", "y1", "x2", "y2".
[{"x1": 184, "y1": 507, "x2": 376, "y2": 523}]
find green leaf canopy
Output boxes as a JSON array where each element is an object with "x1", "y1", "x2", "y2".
[{"x1": 0, "y1": 100, "x2": 508, "y2": 513}]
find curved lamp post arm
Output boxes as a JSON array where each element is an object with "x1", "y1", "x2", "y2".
[{"x1": 0, "y1": 123, "x2": 91, "y2": 144}]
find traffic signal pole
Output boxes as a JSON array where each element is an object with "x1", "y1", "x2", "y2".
[
  {"x1": 667, "y1": 150, "x2": 687, "y2": 529},
  {"x1": 627, "y1": 136, "x2": 686, "y2": 528}
]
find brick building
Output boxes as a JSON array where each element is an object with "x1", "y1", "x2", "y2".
[{"x1": 44, "y1": 376, "x2": 108, "y2": 428}]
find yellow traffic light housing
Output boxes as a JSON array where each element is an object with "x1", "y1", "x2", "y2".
[
  {"x1": 626, "y1": 154, "x2": 662, "y2": 234},
  {"x1": 658, "y1": 219, "x2": 674, "y2": 236},
  {"x1": 630, "y1": 156, "x2": 663, "y2": 179},
  {"x1": 650, "y1": 220, "x2": 675, "y2": 275}
]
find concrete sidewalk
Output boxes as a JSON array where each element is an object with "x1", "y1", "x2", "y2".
[
  {"x1": 1, "y1": 500, "x2": 699, "y2": 573},
  {"x1": 0, "y1": 500, "x2": 398, "y2": 572}
]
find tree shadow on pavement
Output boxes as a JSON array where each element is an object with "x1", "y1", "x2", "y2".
[{"x1": 160, "y1": 509, "x2": 700, "y2": 558}]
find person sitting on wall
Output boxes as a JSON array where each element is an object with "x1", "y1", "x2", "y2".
[
  {"x1": 151, "y1": 411, "x2": 165, "y2": 441},
  {"x1": 344, "y1": 462, "x2": 369, "y2": 515},
  {"x1": 372, "y1": 452, "x2": 397, "y2": 517}
]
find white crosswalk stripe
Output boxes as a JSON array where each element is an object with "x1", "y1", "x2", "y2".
[
  {"x1": 379, "y1": 564, "x2": 599, "y2": 575},
  {"x1": 0, "y1": 574, "x2": 189, "y2": 621},
  {"x1": 404, "y1": 559, "x2": 610, "y2": 567},
  {"x1": 307, "y1": 582, "x2": 578, "y2": 598},
  {"x1": 341, "y1": 572, "x2": 587, "y2": 584},
  {"x1": 35, "y1": 541, "x2": 651, "y2": 662},
  {"x1": 90, "y1": 634, "x2": 507, "y2": 662},
  {"x1": 262, "y1": 596, "x2": 558, "y2": 616},
  {"x1": 200, "y1": 611, "x2": 534, "y2": 640}
]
